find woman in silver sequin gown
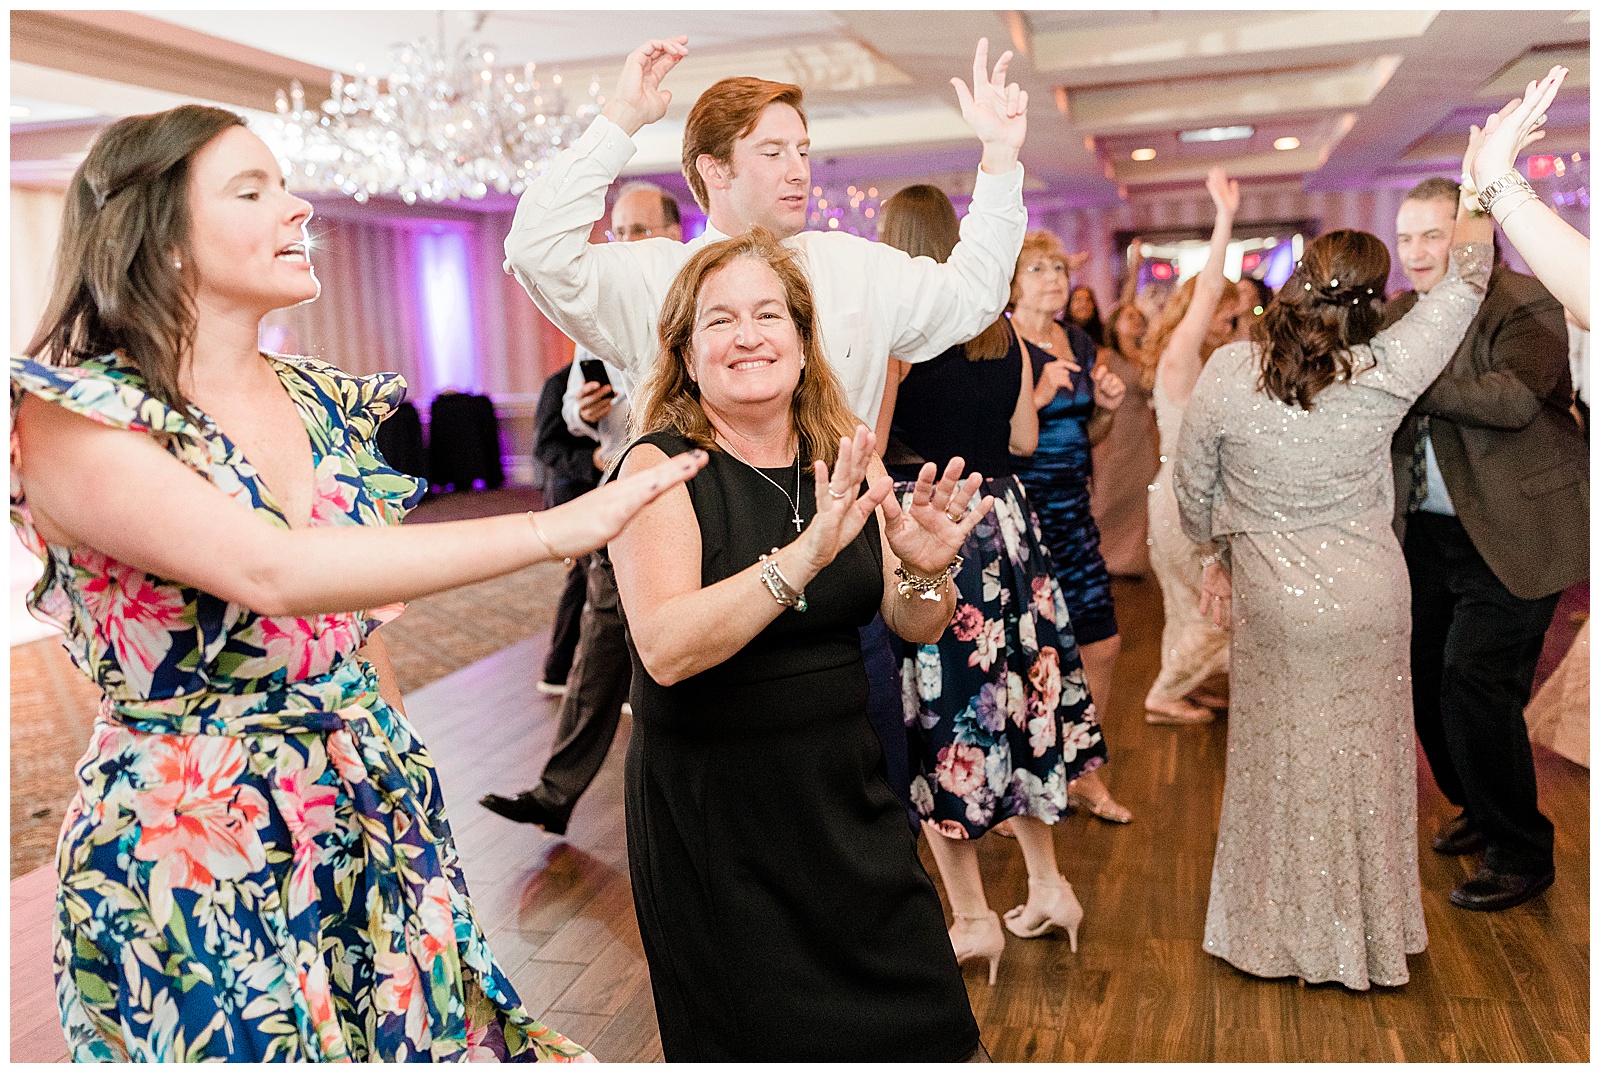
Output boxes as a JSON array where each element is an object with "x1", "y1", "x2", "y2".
[{"x1": 1173, "y1": 216, "x2": 1491, "y2": 988}]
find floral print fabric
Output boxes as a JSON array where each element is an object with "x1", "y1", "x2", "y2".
[
  {"x1": 895, "y1": 475, "x2": 1107, "y2": 838},
  {"x1": 11, "y1": 353, "x2": 590, "y2": 1062}
]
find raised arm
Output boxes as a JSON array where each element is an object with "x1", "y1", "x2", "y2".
[
  {"x1": 15, "y1": 392, "x2": 704, "y2": 618},
  {"x1": 876, "y1": 40, "x2": 1029, "y2": 364},
  {"x1": 1470, "y1": 65, "x2": 1588, "y2": 328},
  {"x1": 1158, "y1": 168, "x2": 1238, "y2": 407},
  {"x1": 1365, "y1": 146, "x2": 1496, "y2": 403},
  {"x1": 503, "y1": 38, "x2": 691, "y2": 377}
]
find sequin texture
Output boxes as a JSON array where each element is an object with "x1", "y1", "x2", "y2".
[{"x1": 1172, "y1": 243, "x2": 1490, "y2": 989}]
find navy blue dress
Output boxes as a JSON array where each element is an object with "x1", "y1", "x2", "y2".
[{"x1": 1011, "y1": 325, "x2": 1119, "y2": 645}]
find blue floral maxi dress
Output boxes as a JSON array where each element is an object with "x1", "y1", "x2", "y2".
[
  {"x1": 888, "y1": 334, "x2": 1107, "y2": 838},
  {"x1": 10, "y1": 354, "x2": 591, "y2": 1062}
]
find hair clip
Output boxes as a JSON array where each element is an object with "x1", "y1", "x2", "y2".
[
  {"x1": 1304, "y1": 281, "x2": 1312, "y2": 291},
  {"x1": 1329, "y1": 278, "x2": 1339, "y2": 287}
]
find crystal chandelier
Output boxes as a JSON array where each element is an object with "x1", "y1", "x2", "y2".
[{"x1": 269, "y1": 13, "x2": 602, "y2": 204}]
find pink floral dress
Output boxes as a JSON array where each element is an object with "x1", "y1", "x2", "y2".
[{"x1": 10, "y1": 353, "x2": 591, "y2": 1062}]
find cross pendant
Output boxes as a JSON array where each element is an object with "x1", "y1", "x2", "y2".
[{"x1": 793, "y1": 511, "x2": 803, "y2": 532}]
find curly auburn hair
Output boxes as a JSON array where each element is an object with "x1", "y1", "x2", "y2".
[{"x1": 1251, "y1": 229, "x2": 1390, "y2": 410}]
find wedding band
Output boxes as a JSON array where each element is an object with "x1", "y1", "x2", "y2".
[
  {"x1": 827, "y1": 488, "x2": 848, "y2": 499},
  {"x1": 945, "y1": 509, "x2": 964, "y2": 522}
]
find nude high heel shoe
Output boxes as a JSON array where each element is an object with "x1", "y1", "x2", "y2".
[
  {"x1": 948, "y1": 910, "x2": 1004, "y2": 985},
  {"x1": 1003, "y1": 875, "x2": 1083, "y2": 951}
]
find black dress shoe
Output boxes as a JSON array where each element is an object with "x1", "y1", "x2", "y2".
[
  {"x1": 1449, "y1": 865, "x2": 1554, "y2": 912},
  {"x1": 478, "y1": 792, "x2": 570, "y2": 835},
  {"x1": 1431, "y1": 811, "x2": 1487, "y2": 855}
]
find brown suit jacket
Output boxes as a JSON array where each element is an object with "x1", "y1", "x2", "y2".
[{"x1": 1386, "y1": 266, "x2": 1588, "y2": 600}]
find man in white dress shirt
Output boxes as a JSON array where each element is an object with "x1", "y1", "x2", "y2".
[
  {"x1": 503, "y1": 35, "x2": 1030, "y2": 428},
  {"x1": 485, "y1": 35, "x2": 1028, "y2": 834}
]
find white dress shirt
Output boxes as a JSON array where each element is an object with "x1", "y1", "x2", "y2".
[{"x1": 504, "y1": 114, "x2": 1027, "y2": 427}]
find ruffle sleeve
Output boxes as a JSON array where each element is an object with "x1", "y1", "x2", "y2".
[{"x1": 272, "y1": 354, "x2": 427, "y2": 527}]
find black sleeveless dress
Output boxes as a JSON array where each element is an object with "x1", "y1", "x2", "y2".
[{"x1": 616, "y1": 430, "x2": 980, "y2": 1062}]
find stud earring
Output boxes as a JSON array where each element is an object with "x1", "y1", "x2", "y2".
[{"x1": 172, "y1": 257, "x2": 183, "y2": 270}]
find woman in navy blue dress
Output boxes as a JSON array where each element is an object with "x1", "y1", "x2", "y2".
[
  {"x1": 876, "y1": 188, "x2": 1108, "y2": 984},
  {"x1": 1009, "y1": 231, "x2": 1133, "y2": 824}
]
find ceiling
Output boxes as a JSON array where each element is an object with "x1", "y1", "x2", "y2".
[{"x1": 10, "y1": 8, "x2": 1591, "y2": 211}]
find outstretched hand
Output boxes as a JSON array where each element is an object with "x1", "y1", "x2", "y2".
[
  {"x1": 795, "y1": 426, "x2": 894, "y2": 575},
  {"x1": 952, "y1": 38, "x2": 1028, "y2": 168},
  {"x1": 1206, "y1": 167, "x2": 1240, "y2": 219},
  {"x1": 881, "y1": 457, "x2": 992, "y2": 577},
  {"x1": 602, "y1": 36, "x2": 690, "y2": 136},
  {"x1": 535, "y1": 448, "x2": 707, "y2": 560},
  {"x1": 1472, "y1": 64, "x2": 1566, "y2": 189}
]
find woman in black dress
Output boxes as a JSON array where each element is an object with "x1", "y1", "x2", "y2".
[
  {"x1": 876, "y1": 186, "x2": 1107, "y2": 984},
  {"x1": 608, "y1": 228, "x2": 990, "y2": 1061}
]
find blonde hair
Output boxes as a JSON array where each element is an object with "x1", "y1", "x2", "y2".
[
  {"x1": 631, "y1": 227, "x2": 859, "y2": 464},
  {"x1": 1009, "y1": 230, "x2": 1070, "y2": 311},
  {"x1": 1139, "y1": 274, "x2": 1240, "y2": 391}
]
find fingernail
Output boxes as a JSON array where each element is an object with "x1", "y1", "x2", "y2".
[{"x1": 692, "y1": 449, "x2": 708, "y2": 461}]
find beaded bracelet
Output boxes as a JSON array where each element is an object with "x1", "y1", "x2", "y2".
[
  {"x1": 894, "y1": 555, "x2": 963, "y2": 601},
  {"x1": 758, "y1": 549, "x2": 807, "y2": 612}
]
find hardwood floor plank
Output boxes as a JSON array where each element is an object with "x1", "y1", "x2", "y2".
[
  {"x1": 1448, "y1": 996, "x2": 1556, "y2": 1062},
  {"x1": 547, "y1": 938, "x2": 649, "y2": 1018},
  {"x1": 585, "y1": 976, "x2": 661, "y2": 1062},
  {"x1": 508, "y1": 959, "x2": 585, "y2": 1022}
]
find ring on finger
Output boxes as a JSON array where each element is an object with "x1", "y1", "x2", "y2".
[
  {"x1": 945, "y1": 508, "x2": 965, "y2": 522},
  {"x1": 827, "y1": 487, "x2": 848, "y2": 500}
]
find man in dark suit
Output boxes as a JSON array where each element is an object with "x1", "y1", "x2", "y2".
[
  {"x1": 1386, "y1": 177, "x2": 1587, "y2": 912},
  {"x1": 533, "y1": 362, "x2": 602, "y2": 694}
]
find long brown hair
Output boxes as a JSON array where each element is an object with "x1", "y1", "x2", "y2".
[
  {"x1": 26, "y1": 105, "x2": 246, "y2": 414},
  {"x1": 631, "y1": 227, "x2": 858, "y2": 465},
  {"x1": 1104, "y1": 300, "x2": 1153, "y2": 382},
  {"x1": 878, "y1": 184, "x2": 1009, "y2": 361},
  {"x1": 1252, "y1": 229, "x2": 1389, "y2": 410},
  {"x1": 682, "y1": 77, "x2": 806, "y2": 212},
  {"x1": 1139, "y1": 273, "x2": 1241, "y2": 391}
]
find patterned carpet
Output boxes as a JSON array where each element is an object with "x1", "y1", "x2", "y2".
[{"x1": 8, "y1": 486, "x2": 565, "y2": 878}]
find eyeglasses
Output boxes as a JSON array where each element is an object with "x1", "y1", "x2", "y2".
[
  {"x1": 606, "y1": 224, "x2": 657, "y2": 242},
  {"x1": 1022, "y1": 260, "x2": 1068, "y2": 275}
]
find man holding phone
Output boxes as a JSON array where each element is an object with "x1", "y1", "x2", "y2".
[{"x1": 482, "y1": 182, "x2": 682, "y2": 832}]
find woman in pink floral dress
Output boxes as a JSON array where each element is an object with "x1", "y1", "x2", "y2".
[{"x1": 11, "y1": 104, "x2": 702, "y2": 1061}]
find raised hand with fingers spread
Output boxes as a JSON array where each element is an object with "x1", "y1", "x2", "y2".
[
  {"x1": 951, "y1": 37, "x2": 1029, "y2": 172},
  {"x1": 881, "y1": 456, "x2": 992, "y2": 585}
]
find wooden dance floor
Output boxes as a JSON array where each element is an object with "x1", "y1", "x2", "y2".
[{"x1": 10, "y1": 577, "x2": 1589, "y2": 1061}]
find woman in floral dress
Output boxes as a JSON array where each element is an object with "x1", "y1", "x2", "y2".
[
  {"x1": 11, "y1": 105, "x2": 702, "y2": 1061},
  {"x1": 876, "y1": 187, "x2": 1107, "y2": 984}
]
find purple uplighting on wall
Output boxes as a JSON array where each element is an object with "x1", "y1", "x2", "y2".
[{"x1": 414, "y1": 226, "x2": 478, "y2": 395}]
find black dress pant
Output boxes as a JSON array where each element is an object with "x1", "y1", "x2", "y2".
[
  {"x1": 541, "y1": 556, "x2": 590, "y2": 686},
  {"x1": 530, "y1": 556, "x2": 632, "y2": 816},
  {"x1": 1405, "y1": 511, "x2": 1558, "y2": 875}
]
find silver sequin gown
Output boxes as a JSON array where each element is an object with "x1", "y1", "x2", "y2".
[{"x1": 1172, "y1": 243, "x2": 1490, "y2": 989}]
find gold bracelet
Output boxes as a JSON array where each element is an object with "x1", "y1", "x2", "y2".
[
  {"x1": 1492, "y1": 189, "x2": 1540, "y2": 225},
  {"x1": 527, "y1": 511, "x2": 573, "y2": 566}
]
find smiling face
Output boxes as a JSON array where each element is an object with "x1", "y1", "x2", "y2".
[
  {"x1": 1395, "y1": 195, "x2": 1456, "y2": 295},
  {"x1": 185, "y1": 126, "x2": 317, "y2": 317},
  {"x1": 702, "y1": 103, "x2": 811, "y2": 239},
  {"x1": 689, "y1": 256, "x2": 804, "y2": 414}
]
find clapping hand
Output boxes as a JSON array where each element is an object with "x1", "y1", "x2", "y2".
[
  {"x1": 881, "y1": 457, "x2": 993, "y2": 577},
  {"x1": 951, "y1": 38, "x2": 1028, "y2": 168},
  {"x1": 602, "y1": 37, "x2": 689, "y2": 136},
  {"x1": 1091, "y1": 363, "x2": 1126, "y2": 412},
  {"x1": 1472, "y1": 64, "x2": 1567, "y2": 190},
  {"x1": 794, "y1": 426, "x2": 894, "y2": 574}
]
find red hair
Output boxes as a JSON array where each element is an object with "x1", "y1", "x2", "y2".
[{"x1": 681, "y1": 77, "x2": 806, "y2": 211}]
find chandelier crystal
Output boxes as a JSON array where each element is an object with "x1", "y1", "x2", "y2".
[{"x1": 269, "y1": 15, "x2": 602, "y2": 204}]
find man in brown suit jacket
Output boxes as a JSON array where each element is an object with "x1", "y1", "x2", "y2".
[{"x1": 1385, "y1": 178, "x2": 1587, "y2": 912}]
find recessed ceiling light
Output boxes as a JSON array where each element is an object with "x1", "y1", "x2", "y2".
[
  {"x1": 1131, "y1": 148, "x2": 1156, "y2": 161},
  {"x1": 10, "y1": 105, "x2": 30, "y2": 118},
  {"x1": 1274, "y1": 136, "x2": 1301, "y2": 151},
  {"x1": 1179, "y1": 125, "x2": 1254, "y2": 143}
]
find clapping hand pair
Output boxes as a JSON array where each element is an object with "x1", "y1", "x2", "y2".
[{"x1": 794, "y1": 426, "x2": 990, "y2": 580}]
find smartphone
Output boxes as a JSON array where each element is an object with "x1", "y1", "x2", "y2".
[{"x1": 579, "y1": 359, "x2": 612, "y2": 390}]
